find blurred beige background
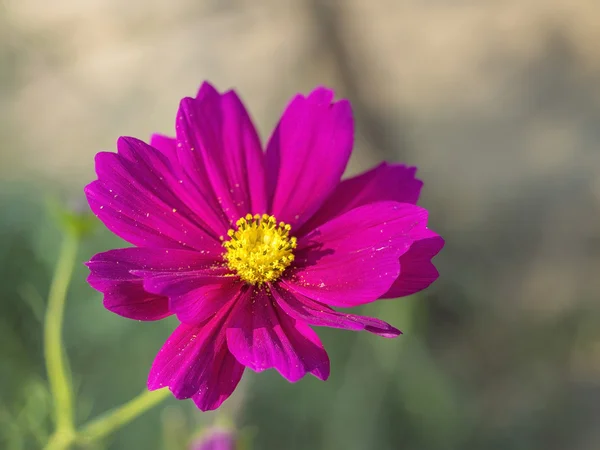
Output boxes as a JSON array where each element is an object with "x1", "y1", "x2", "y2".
[
  {"x1": 4, "y1": 0, "x2": 600, "y2": 308},
  {"x1": 2, "y1": 1, "x2": 600, "y2": 449}
]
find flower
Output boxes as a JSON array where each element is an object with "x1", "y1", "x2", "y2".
[
  {"x1": 85, "y1": 82, "x2": 444, "y2": 411},
  {"x1": 191, "y1": 428, "x2": 236, "y2": 450}
]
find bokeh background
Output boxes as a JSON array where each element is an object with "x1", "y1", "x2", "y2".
[{"x1": 2, "y1": 0, "x2": 600, "y2": 449}]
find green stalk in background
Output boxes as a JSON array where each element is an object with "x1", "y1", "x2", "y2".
[
  {"x1": 44, "y1": 233, "x2": 79, "y2": 443},
  {"x1": 75, "y1": 388, "x2": 172, "y2": 446},
  {"x1": 42, "y1": 211, "x2": 171, "y2": 450}
]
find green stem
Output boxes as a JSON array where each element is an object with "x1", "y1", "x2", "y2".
[
  {"x1": 42, "y1": 232, "x2": 171, "y2": 450},
  {"x1": 43, "y1": 389, "x2": 171, "y2": 450},
  {"x1": 44, "y1": 234, "x2": 79, "y2": 435},
  {"x1": 76, "y1": 388, "x2": 171, "y2": 445},
  {"x1": 44, "y1": 430, "x2": 76, "y2": 450}
]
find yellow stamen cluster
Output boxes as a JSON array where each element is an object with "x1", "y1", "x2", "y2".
[{"x1": 223, "y1": 214, "x2": 297, "y2": 285}]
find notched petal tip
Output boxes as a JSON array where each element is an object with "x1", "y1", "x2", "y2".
[
  {"x1": 176, "y1": 82, "x2": 267, "y2": 222},
  {"x1": 306, "y1": 86, "x2": 335, "y2": 105},
  {"x1": 382, "y1": 229, "x2": 444, "y2": 298},
  {"x1": 196, "y1": 81, "x2": 220, "y2": 100},
  {"x1": 148, "y1": 302, "x2": 244, "y2": 411},
  {"x1": 266, "y1": 85, "x2": 354, "y2": 229},
  {"x1": 226, "y1": 289, "x2": 330, "y2": 383}
]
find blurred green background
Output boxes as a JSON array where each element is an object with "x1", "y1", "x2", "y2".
[{"x1": 2, "y1": 1, "x2": 600, "y2": 449}]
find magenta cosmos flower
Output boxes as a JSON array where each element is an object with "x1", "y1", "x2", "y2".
[{"x1": 85, "y1": 82, "x2": 443, "y2": 411}]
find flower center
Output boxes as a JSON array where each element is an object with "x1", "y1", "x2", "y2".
[{"x1": 223, "y1": 214, "x2": 297, "y2": 285}]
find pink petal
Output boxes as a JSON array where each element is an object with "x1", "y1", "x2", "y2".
[
  {"x1": 382, "y1": 228, "x2": 444, "y2": 298},
  {"x1": 265, "y1": 87, "x2": 353, "y2": 229},
  {"x1": 111, "y1": 136, "x2": 227, "y2": 237},
  {"x1": 192, "y1": 352, "x2": 245, "y2": 412},
  {"x1": 132, "y1": 267, "x2": 230, "y2": 293},
  {"x1": 89, "y1": 247, "x2": 221, "y2": 271},
  {"x1": 176, "y1": 82, "x2": 267, "y2": 224},
  {"x1": 284, "y1": 202, "x2": 427, "y2": 307},
  {"x1": 135, "y1": 270, "x2": 243, "y2": 326},
  {"x1": 149, "y1": 133, "x2": 178, "y2": 162},
  {"x1": 296, "y1": 163, "x2": 443, "y2": 298},
  {"x1": 85, "y1": 248, "x2": 167, "y2": 320},
  {"x1": 85, "y1": 137, "x2": 228, "y2": 248},
  {"x1": 300, "y1": 163, "x2": 423, "y2": 233},
  {"x1": 86, "y1": 247, "x2": 223, "y2": 320},
  {"x1": 102, "y1": 247, "x2": 241, "y2": 326},
  {"x1": 226, "y1": 288, "x2": 330, "y2": 382},
  {"x1": 169, "y1": 282, "x2": 243, "y2": 327},
  {"x1": 148, "y1": 296, "x2": 244, "y2": 411},
  {"x1": 270, "y1": 283, "x2": 400, "y2": 338}
]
